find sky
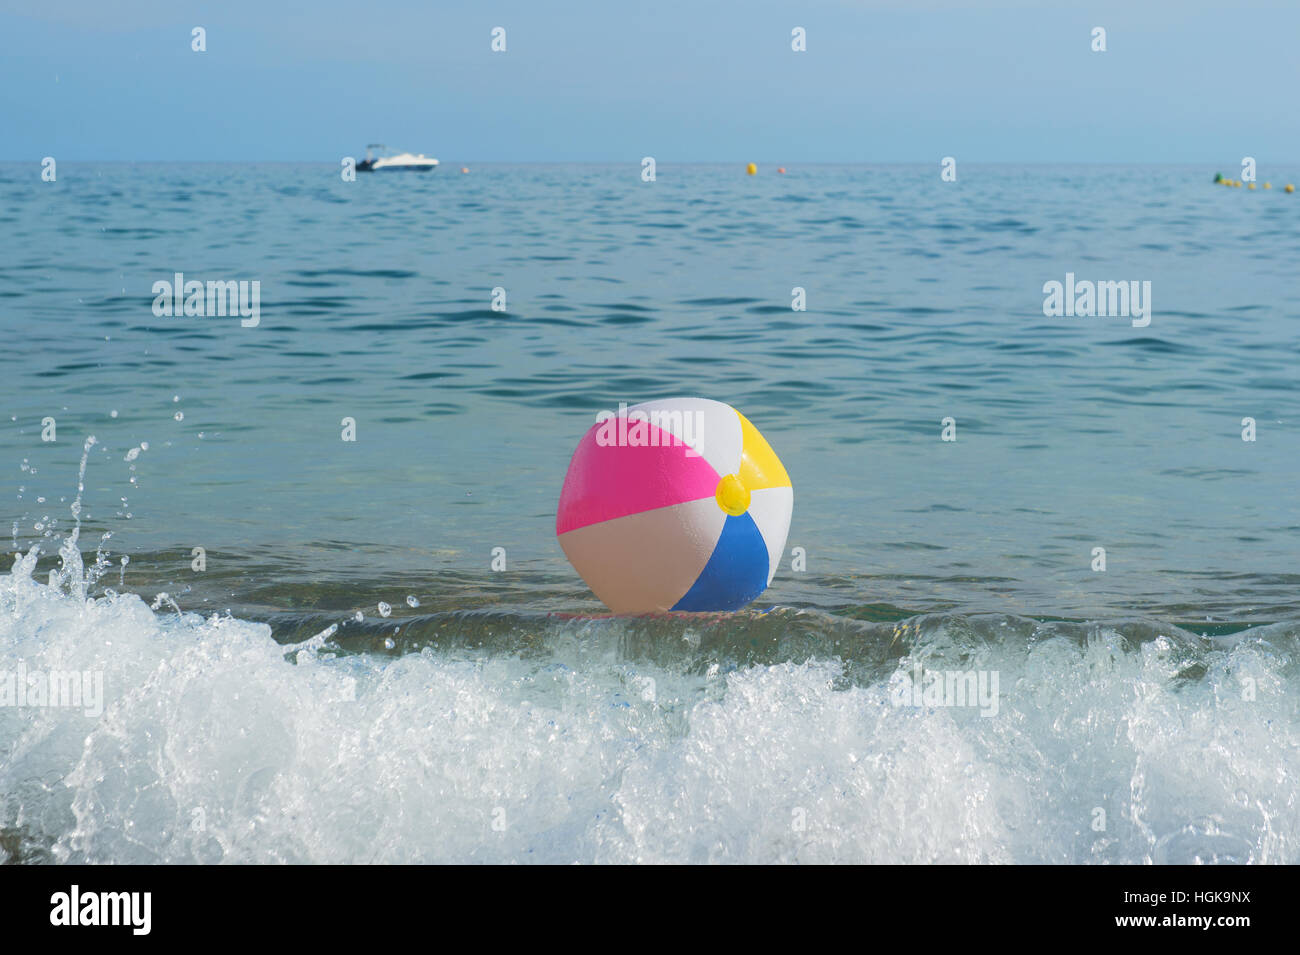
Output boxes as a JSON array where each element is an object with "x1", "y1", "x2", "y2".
[{"x1": 1, "y1": 0, "x2": 1297, "y2": 163}]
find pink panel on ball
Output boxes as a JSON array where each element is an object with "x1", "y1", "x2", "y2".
[{"x1": 556, "y1": 421, "x2": 721, "y2": 535}]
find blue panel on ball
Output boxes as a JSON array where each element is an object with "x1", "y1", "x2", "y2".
[{"x1": 670, "y1": 512, "x2": 770, "y2": 611}]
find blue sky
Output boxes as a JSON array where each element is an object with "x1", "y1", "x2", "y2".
[{"x1": 2, "y1": 0, "x2": 1297, "y2": 162}]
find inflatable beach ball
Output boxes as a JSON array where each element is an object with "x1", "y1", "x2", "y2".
[{"x1": 556, "y1": 397, "x2": 793, "y2": 613}]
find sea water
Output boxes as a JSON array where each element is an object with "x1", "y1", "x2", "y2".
[{"x1": 1, "y1": 163, "x2": 1297, "y2": 862}]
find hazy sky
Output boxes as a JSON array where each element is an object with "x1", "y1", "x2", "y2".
[{"x1": 2, "y1": 0, "x2": 1297, "y2": 162}]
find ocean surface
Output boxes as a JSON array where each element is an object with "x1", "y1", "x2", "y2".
[{"x1": 1, "y1": 162, "x2": 1297, "y2": 863}]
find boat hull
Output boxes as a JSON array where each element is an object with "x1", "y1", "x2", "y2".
[{"x1": 357, "y1": 158, "x2": 438, "y2": 173}]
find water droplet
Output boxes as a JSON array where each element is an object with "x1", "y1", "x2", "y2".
[
  {"x1": 384, "y1": 637, "x2": 395, "y2": 650},
  {"x1": 174, "y1": 412, "x2": 184, "y2": 422},
  {"x1": 378, "y1": 602, "x2": 392, "y2": 618},
  {"x1": 406, "y1": 595, "x2": 420, "y2": 608}
]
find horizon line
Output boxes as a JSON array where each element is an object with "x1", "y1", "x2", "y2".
[{"x1": 0, "y1": 159, "x2": 1277, "y2": 166}]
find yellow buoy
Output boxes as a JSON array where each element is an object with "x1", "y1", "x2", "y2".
[
  {"x1": 1287, "y1": 184, "x2": 1296, "y2": 193},
  {"x1": 1248, "y1": 182, "x2": 1256, "y2": 190},
  {"x1": 746, "y1": 163, "x2": 757, "y2": 176},
  {"x1": 1264, "y1": 182, "x2": 1272, "y2": 189}
]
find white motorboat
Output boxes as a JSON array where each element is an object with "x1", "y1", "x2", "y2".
[{"x1": 356, "y1": 144, "x2": 439, "y2": 172}]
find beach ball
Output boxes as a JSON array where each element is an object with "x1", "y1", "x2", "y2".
[{"x1": 556, "y1": 397, "x2": 793, "y2": 613}]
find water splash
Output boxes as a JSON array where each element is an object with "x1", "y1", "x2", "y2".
[{"x1": 48, "y1": 436, "x2": 97, "y2": 603}]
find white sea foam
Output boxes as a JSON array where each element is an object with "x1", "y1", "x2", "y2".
[{"x1": 2, "y1": 553, "x2": 1296, "y2": 864}]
